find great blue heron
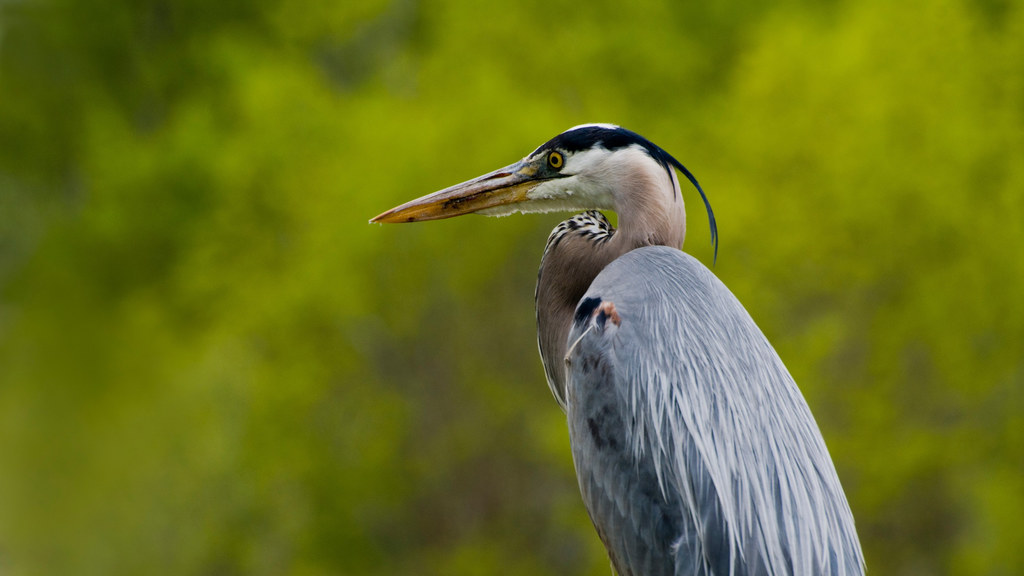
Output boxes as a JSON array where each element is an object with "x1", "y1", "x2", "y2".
[{"x1": 371, "y1": 124, "x2": 865, "y2": 575}]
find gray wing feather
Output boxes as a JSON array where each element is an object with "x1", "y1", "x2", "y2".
[{"x1": 565, "y1": 246, "x2": 864, "y2": 576}]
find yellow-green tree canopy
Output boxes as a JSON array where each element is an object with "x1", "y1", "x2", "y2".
[{"x1": 1, "y1": 0, "x2": 1022, "y2": 574}]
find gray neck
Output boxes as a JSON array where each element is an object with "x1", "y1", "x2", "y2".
[{"x1": 535, "y1": 170, "x2": 686, "y2": 410}]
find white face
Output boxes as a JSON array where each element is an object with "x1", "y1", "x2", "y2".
[
  {"x1": 523, "y1": 146, "x2": 619, "y2": 211},
  {"x1": 477, "y1": 142, "x2": 670, "y2": 218}
]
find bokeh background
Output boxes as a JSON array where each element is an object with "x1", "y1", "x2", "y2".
[{"x1": 1, "y1": 0, "x2": 1023, "y2": 574}]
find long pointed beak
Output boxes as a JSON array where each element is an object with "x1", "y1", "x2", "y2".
[{"x1": 371, "y1": 160, "x2": 544, "y2": 223}]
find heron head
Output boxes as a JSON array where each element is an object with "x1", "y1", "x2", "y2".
[{"x1": 370, "y1": 124, "x2": 716, "y2": 259}]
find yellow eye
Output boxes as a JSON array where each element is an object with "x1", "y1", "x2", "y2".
[{"x1": 548, "y1": 151, "x2": 564, "y2": 169}]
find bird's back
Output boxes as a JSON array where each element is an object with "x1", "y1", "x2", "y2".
[{"x1": 565, "y1": 246, "x2": 864, "y2": 576}]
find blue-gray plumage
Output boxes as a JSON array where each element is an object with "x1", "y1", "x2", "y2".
[
  {"x1": 566, "y1": 247, "x2": 861, "y2": 575},
  {"x1": 371, "y1": 124, "x2": 865, "y2": 575}
]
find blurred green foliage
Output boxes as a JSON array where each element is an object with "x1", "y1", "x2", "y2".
[{"x1": 1, "y1": 0, "x2": 1022, "y2": 574}]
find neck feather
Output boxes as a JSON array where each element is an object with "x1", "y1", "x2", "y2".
[{"x1": 535, "y1": 163, "x2": 686, "y2": 409}]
